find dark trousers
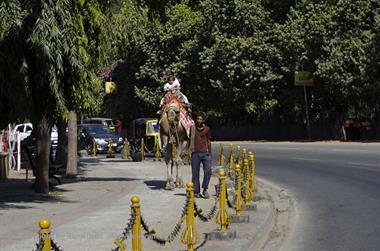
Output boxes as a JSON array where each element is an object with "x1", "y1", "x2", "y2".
[{"x1": 191, "y1": 152, "x2": 212, "y2": 194}]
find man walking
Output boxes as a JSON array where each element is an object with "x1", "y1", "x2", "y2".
[{"x1": 190, "y1": 114, "x2": 212, "y2": 198}]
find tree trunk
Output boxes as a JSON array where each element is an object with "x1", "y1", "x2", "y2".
[
  {"x1": 66, "y1": 111, "x2": 77, "y2": 176},
  {"x1": 55, "y1": 118, "x2": 67, "y2": 166},
  {"x1": 35, "y1": 117, "x2": 51, "y2": 194}
]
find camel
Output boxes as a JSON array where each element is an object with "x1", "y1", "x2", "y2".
[{"x1": 159, "y1": 96, "x2": 189, "y2": 190}]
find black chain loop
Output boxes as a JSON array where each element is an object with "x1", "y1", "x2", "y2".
[
  {"x1": 139, "y1": 196, "x2": 189, "y2": 245},
  {"x1": 34, "y1": 239, "x2": 63, "y2": 251},
  {"x1": 193, "y1": 182, "x2": 221, "y2": 222},
  {"x1": 51, "y1": 239, "x2": 63, "y2": 251},
  {"x1": 34, "y1": 239, "x2": 44, "y2": 251},
  {"x1": 112, "y1": 212, "x2": 136, "y2": 251}
]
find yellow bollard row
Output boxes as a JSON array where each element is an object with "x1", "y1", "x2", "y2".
[{"x1": 180, "y1": 182, "x2": 199, "y2": 251}]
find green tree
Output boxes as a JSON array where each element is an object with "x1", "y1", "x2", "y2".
[{"x1": 0, "y1": 0, "x2": 114, "y2": 193}]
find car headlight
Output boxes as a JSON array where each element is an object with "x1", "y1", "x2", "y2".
[{"x1": 118, "y1": 137, "x2": 123, "y2": 142}]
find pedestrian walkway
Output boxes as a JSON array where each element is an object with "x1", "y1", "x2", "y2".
[{"x1": 0, "y1": 156, "x2": 278, "y2": 251}]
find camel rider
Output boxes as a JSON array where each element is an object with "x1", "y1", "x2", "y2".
[
  {"x1": 171, "y1": 79, "x2": 191, "y2": 113},
  {"x1": 157, "y1": 83, "x2": 172, "y2": 115}
]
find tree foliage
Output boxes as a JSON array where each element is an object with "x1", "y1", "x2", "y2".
[{"x1": 106, "y1": 0, "x2": 380, "y2": 127}]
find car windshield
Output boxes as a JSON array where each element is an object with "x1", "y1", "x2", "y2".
[
  {"x1": 85, "y1": 124, "x2": 111, "y2": 134},
  {"x1": 147, "y1": 121, "x2": 159, "y2": 134}
]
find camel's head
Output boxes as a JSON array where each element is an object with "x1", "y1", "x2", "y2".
[{"x1": 167, "y1": 103, "x2": 179, "y2": 125}]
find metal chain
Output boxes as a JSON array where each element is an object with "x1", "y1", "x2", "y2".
[
  {"x1": 193, "y1": 182, "x2": 221, "y2": 222},
  {"x1": 34, "y1": 239, "x2": 44, "y2": 251},
  {"x1": 51, "y1": 239, "x2": 63, "y2": 251},
  {"x1": 112, "y1": 212, "x2": 136, "y2": 251},
  {"x1": 34, "y1": 239, "x2": 63, "y2": 251},
  {"x1": 139, "y1": 196, "x2": 189, "y2": 245}
]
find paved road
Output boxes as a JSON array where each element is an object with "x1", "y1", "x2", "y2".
[{"x1": 213, "y1": 142, "x2": 380, "y2": 251}]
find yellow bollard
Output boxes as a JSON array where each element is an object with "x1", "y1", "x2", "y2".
[
  {"x1": 181, "y1": 182, "x2": 199, "y2": 251},
  {"x1": 154, "y1": 136, "x2": 161, "y2": 160},
  {"x1": 236, "y1": 146, "x2": 241, "y2": 167},
  {"x1": 235, "y1": 164, "x2": 242, "y2": 216},
  {"x1": 219, "y1": 143, "x2": 225, "y2": 166},
  {"x1": 107, "y1": 138, "x2": 115, "y2": 158},
  {"x1": 243, "y1": 159, "x2": 251, "y2": 206},
  {"x1": 228, "y1": 144, "x2": 234, "y2": 179},
  {"x1": 131, "y1": 196, "x2": 142, "y2": 251},
  {"x1": 216, "y1": 170, "x2": 230, "y2": 231},
  {"x1": 249, "y1": 153, "x2": 256, "y2": 200},
  {"x1": 123, "y1": 138, "x2": 129, "y2": 159},
  {"x1": 252, "y1": 153, "x2": 257, "y2": 191},
  {"x1": 92, "y1": 138, "x2": 97, "y2": 156},
  {"x1": 38, "y1": 219, "x2": 51, "y2": 251},
  {"x1": 141, "y1": 138, "x2": 145, "y2": 161},
  {"x1": 242, "y1": 148, "x2": 247, "y2": 162}
]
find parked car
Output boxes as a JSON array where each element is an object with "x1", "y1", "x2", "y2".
[
  {"x1": 78, "y1": 123, "x2": 123, "y2": 153},
  {"x1": 82, "y1": 118, "x2": 115, "y2": 132}
]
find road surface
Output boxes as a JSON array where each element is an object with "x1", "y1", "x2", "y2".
[{"x1": 213, "y1": 142, "x2": 380, "y2": 251}]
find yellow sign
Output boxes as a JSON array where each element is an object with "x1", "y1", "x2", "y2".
[
  {"x1": 105, "y1": 81, "x2": 117, "y2": 94},
  {"x1": 295, "y1": 71, "x2": 314, "y2": 86}
]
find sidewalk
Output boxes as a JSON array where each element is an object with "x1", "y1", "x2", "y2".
[{"x1": 0, "y1": 155, "x2": 290, "y2": 251}]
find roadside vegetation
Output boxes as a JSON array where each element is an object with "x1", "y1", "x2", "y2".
[{"x1": 1, "y1": 0, "x2": 379, "y2": 193}]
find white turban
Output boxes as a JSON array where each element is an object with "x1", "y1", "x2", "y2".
[
  {"x1": 163, "y1": 83, "x2": 171, "y2": 92},
  {"x1": 171, "y1": 78, "x2": 181, "y2": 90}
]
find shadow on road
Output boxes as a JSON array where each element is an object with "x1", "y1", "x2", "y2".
[{"x1": 144, "y1": 180, "x2": 166, "y2": 190}]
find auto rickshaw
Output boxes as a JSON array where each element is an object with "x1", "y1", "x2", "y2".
[{"x1": 128, "y1": 118, "x2": 160, "y2": 161}]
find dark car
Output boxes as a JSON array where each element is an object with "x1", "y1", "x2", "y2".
[{"x1": 78, "y1": 124, "x2": 123, "y2": 153}]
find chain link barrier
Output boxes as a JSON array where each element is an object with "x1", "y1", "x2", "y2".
[
  {"x1": 112, "y1": 212, "x2": 136, "y2": 251},
  {"x1": 139, "y1": 195, "x2": 189, "y2": 245},
  {"x1": 193, "y1": 183, "x2": 220, "y2": 222}
]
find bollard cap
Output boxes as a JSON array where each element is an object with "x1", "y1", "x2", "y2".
[
  {"x1": 39, "y1": 219, "x2": 51, "y2": 229},
  {"x1": 249, "y1": 151, "x2": 253, "y2": 155},
  {"x1": 235, "y1": 164, "x2": 240, "y2": 170},
  {"x1": 244, "y1": 159, "x2": 249, "y2": 163},
  {"x1": 237, "y1": 146, "x2": 241, "y2": 149},
  {"x1": 218, "y1": 169, "x2": 225, "y2": 177},
  {"x1": 131, "y1": 196, "x2": 140, "y2": 204},
  {"x1": 230, "y1": 143, "x2": 233, "y2": 147},
  {"x1": 243, "y1": 148, "x2": 246, "y2": 153},
  {"x1": 186, "y1": 182, "x2": 194, "y2": 188}
]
